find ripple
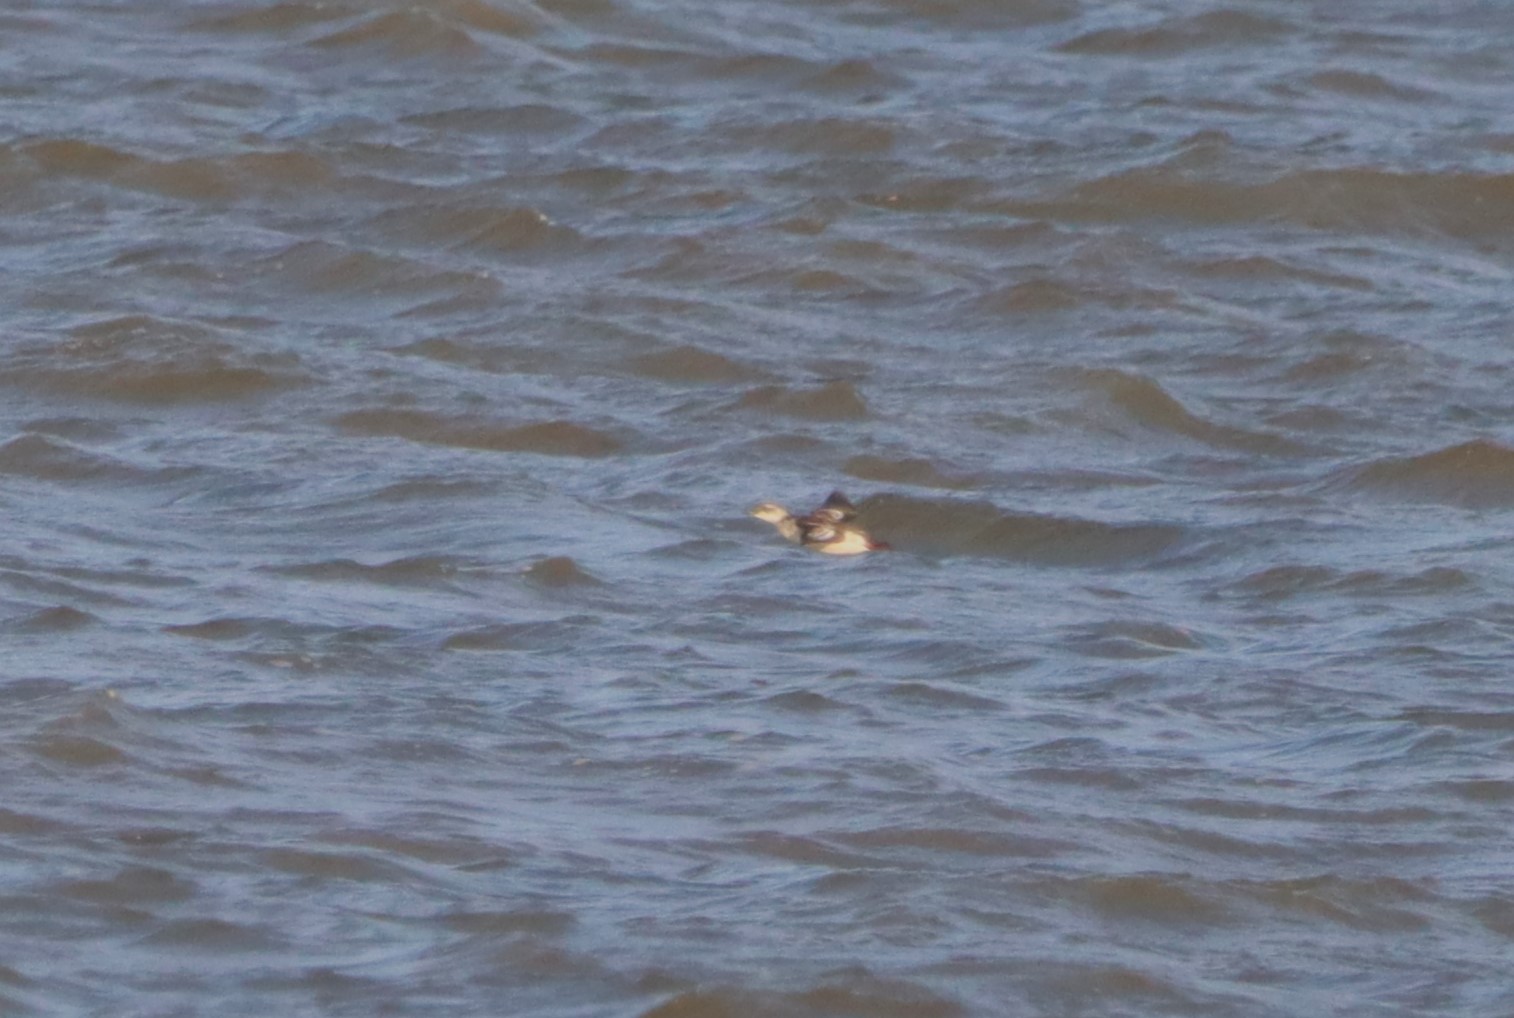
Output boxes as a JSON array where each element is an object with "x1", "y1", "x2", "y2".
[
  {"x1": 1012, "y1": 961, "x2": 1195, "y2": 1012},
  {"x1": 369, "y1": 203, "x2": 581, "y2": 258},
  {"x1": 841, "y1": 825, "x2": 1061, "y2": 858},
  {"x1": 10, "y1": 605, "x2": 99, "y2": 632},
  {"x1": 310, "y1": 11, "x2": 482, "y2": 57},
  {"x1": 760, "y1": 689, "x2": 846, "y2": 713},
  {"x1": 0, "y1": 434, "x2": 181, "y2": 486},
  {"x1": 1075, "y1": 874, "x2": 1233, "y2": 925},
  {"x1": 440, "y1": 909, "x2": 575, "y2": 936},
  {"x1": 316, "y1": 824, "x2": 506, "y2": 866},
  {"x1": 335, "y1": 410, "x2": 624, "y2": 457},
  {"x1": 55, "y1": 867, "x2": 196, "y2": 906},
  {"x1": 6, "y1": 315, "x2": 305, "y2": 405},
  {"x1": 973, "y1": 278, "x2": 1083, "y2": 314},
  {"x1": 1341, "y1": 439, "x2": 1514, "y2": 508},
  {"x1": 801, "y1": 57, "x2": 905, "y2": 95},
  {"x1": 1058, "y1": 10, "x2": 1291, "y2": 55},
  {"x1": 163, "y1": 617, "x2": 260, "y2": 641},
  {"x1": 189, "y1": 2, "x2": 345, "y2": 33},
  {"x1": 255, "y1": 240, "x2": 500, "y2": 306},
  {"x1": 858, "y1": 493, "x2": 1186, "y2": 564},
  {"x1": 1039, "y1": 165, "x2": 1514, "y2": 240},
  {"x1": 133, "y1": 151, "x2": 334, "y2": 203},
  {"x1": 1280, "y1": 329, "x2": 1417, "y2": 385},
  {"x1": 442, "y1": 616, "x2": 600, "y2": 652},
  {"x1": 0, "y1": 808, "x2": 71, "y2": 836},
  {"x1": 1191, "y1": 254, "x2": 1374, "y2": 291},
  {"x1": 1073, "y1": 368, "x2": 1302, "y2": 454},
  {"x1": 639, "y1": 976, "x2": 963, "y2": 1018},
  {"x1": 402, "y1": 104, "x2": 586, "y2": 136},
  {"x1": 30, "y1": 734, "x2": 129, "y2": 768},
  {"x1": 734, "y1": 382, "x2": 870, "y2": 421},
  {"x1": 524, "y1": 556, "x2": 602, "y2": 588},
  {"x1": 1307, "y1": 69, "x2": 1435, "y2": 103},
  {"x1": 263, "y1": 555, "x2": 474, "y2": 589},
  {"x1": 1228, "y1": 563, "x2": 1475, "y2": 601},
  {"x1": 20, "y1": 138, "x2": 336, "y2": 205},
  {"x1": 646, "y1": 538, "x2": 731, "y2": 561},
  {"x1": 137, "y1": 918, "x2": 283, "y2": 952},
  {"x1": 1395, "y1": 708, "x2": 1514, "y2": 732},
  {"x1": 842, "y1": 454, "x2": 976, "y2": 490},
  {"x1": 880, "y1": 682, "x2": 1007, "y2": 710},
  {"x1": 20, "y1": 137, "x2": 134, "y2": 177},
  {"x1": 1238, "y1": 875, "x2": 1436, "y2": 933},
  {"x1": 628, "y1": 346, "x2": 762, "y2": 384},
  {"x1": 735, "y1": 117, "x2": 898, "y2": 156},
  {"x1": 260, "y1": 847, "x2": 414, "y2": 883},
  {"x1": 1063, "y1": 620, "x2": 1206, "y2": 659}
]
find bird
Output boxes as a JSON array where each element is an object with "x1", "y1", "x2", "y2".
[{"x1": 748, "y1": 491, "x2": 890, "y2": 555}]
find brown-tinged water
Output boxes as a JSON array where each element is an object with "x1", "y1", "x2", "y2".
[{"x1": 4, "y1": 1, "x2": 1514, "y2": 1015}]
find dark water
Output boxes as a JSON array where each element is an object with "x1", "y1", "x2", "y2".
[{"x1": 5, "y1": 0, "x2": 1514, "y2": 1014}]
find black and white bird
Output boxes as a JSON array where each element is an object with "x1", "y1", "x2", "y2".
[{"x1": 748, "y1": 491, "x2": 890, "y2": 555}]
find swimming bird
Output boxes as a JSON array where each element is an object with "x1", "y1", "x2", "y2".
[{"x1": 748, "y1": 491, "x2": 890, "y2": 555}]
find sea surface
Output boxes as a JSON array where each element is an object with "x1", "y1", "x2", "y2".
[{"x1": 5, "y1": 1, "x2": 1514, "y2": 1015}]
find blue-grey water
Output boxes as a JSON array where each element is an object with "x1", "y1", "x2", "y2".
[{"x1": 5, "y1": 1, "x2": 1514, "y2": 1015}]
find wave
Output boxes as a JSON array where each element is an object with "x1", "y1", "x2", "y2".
[
  {"x1": 856, "y1": 493, "x2": 1186, "y2": 565},
  {"x1": 19, "y1": 138, "x2": 335, "y2": 205},
  {"x1": 260, "y1": 555, "x2": 474, "y2": 589},
  {"x1": 734, "y1": 381, "x2": 870, "y2": 421},
  {"x1": 5, "y1": 315, "x2": 306, "y2": 405},
  {"x1": 1023, "y1": 165, "x2": 1514, "y2": 241},
  {"x1": 0, "y1": 434, "x2": 183, "y2": 485},
  {"x1": 1058, "y1": 10, "x2": 1292, "y2": 55},
  {"x1": 335, "y1": 409, "x2": 623, "y2": 457},
  {"x1": 1340, "y1": 439, "x2": 1514, "y2": 508},
  {"x1": 1074, "y1": 369, "x2": 1303, "y2": 455},
  {"x1": 367, "y1": 203, "x2": 582, "y2": 258},
  {"x1": 628, "y1": 345, "x2": 763, "y2": 384},
  {"x1": 843, "y1": 454, "x2": 978, "y2": 490}
]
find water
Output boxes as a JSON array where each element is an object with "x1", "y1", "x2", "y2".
[{"x1": 4, "y1": 1, "x2": 1514, "y2": 1014}]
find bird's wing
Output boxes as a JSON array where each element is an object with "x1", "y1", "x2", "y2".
[{"x1": 817, "y1": 490, "x2": 858, "y2": 520}]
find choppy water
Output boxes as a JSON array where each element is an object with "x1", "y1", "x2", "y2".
[{"x1": 5, "y1": 1, "x2": 1514, "y2": 1014}]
